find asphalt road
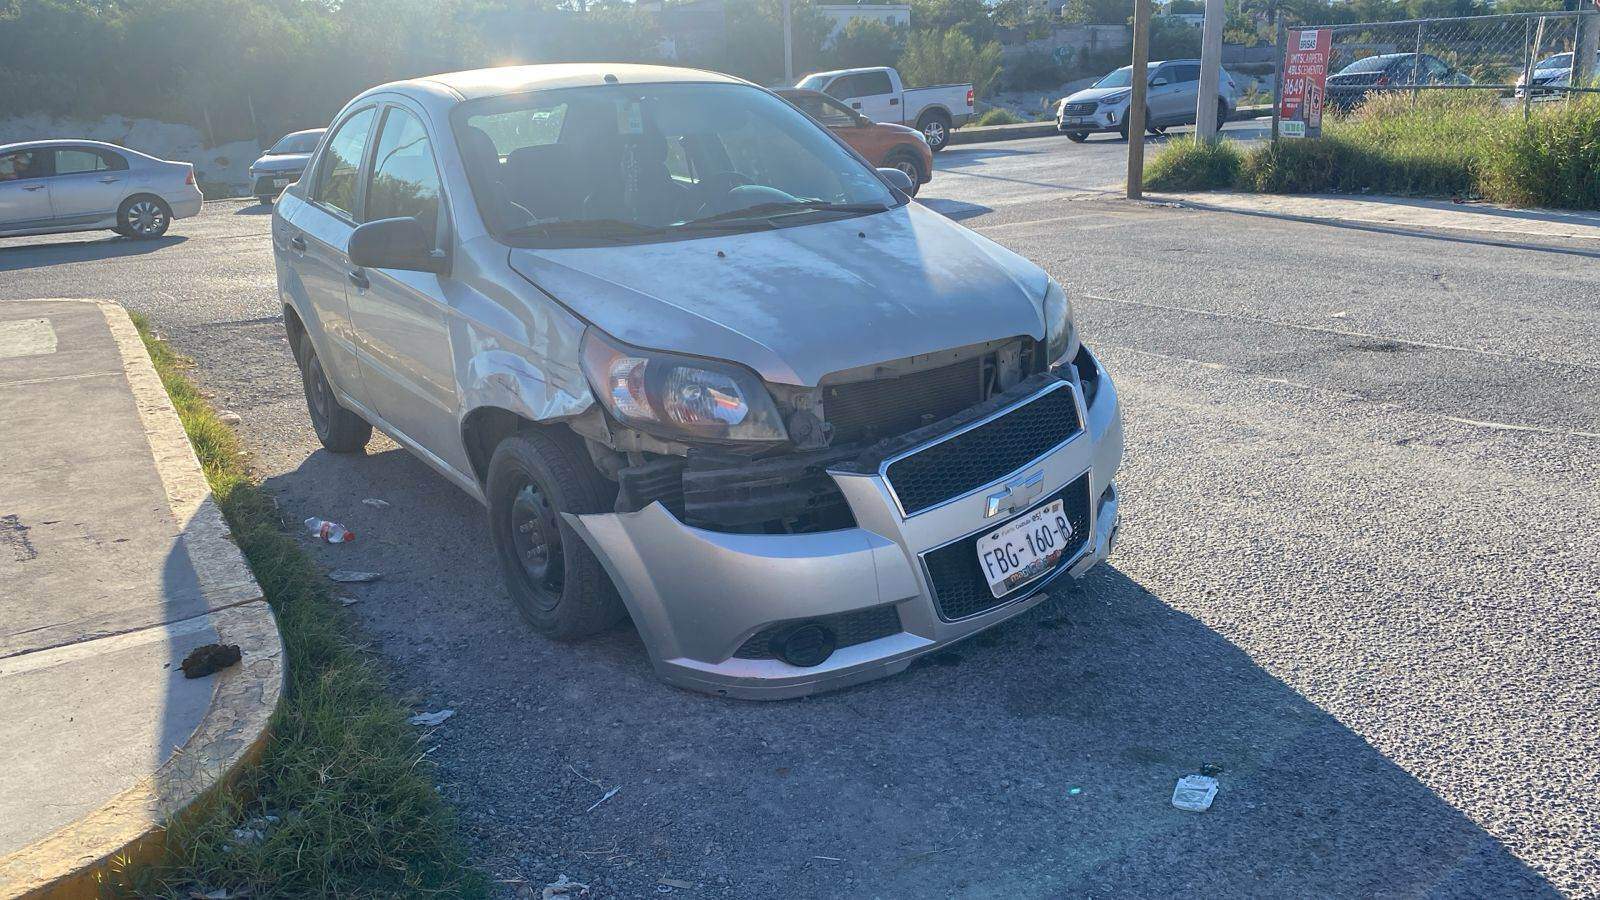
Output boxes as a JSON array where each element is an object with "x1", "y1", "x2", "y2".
[{"x1": 3, "y1": 130, "x2": 1597, "y2": 898}]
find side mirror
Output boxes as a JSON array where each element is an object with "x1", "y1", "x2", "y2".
[
  {"x1": 348, "y1": 216, "x2": 447, "y2": 275},
  {"x1": 878, "y1": 166, "x2": 915, "y2": 193},
  {"x1": 1151, "y1": 77, "x2": 1169, "y2": 87}
]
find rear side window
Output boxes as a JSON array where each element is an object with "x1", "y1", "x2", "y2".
[
  {"x1": 54, "y1": 148, "x2": 126, "y2": 175},
  {"x1": 365, "y1": 107, "x2": 442, "y2": 235},
  {"x1": 313, "y1": 107, "x2": 376, "y2": 218}
]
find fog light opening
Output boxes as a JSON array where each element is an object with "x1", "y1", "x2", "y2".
[{"x1": 777, "y1": 623, "x2": 836, "y2": 668}]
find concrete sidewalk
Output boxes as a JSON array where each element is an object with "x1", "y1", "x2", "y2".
[
  {"x1": 0, "y1": 299, "x2": 281, "y2": 897},
  {"x1": 1149, "y1": 190, "x2": 1600, "y2": 244}
]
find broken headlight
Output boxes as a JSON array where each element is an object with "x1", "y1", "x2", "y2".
[
  {"x1": 580, "y1": 329, "x2": 789, "y2": 443},
  {"x1": 1043, "y1": 278, "x2": 1079, "y2": 370}
]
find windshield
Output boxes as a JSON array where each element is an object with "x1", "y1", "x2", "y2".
[
  {"x1": 454, "y1": 82, "x2": 897, "y2": 247},
  {"x1": 1340, "y1": 55, "x2": 1397, "y2": 74},
  {"x1": 268, "y1": 132, "x2": 320, "y2": 155},
  {"x1": 795, "y1": 73, "x2": 828, "y2": 91},
  {"x1": 1094, "y1": 67, "x2": 1133, "y2": 89},
  {"x1": 1536, "y1": 53, "x2": 1572, "y2": 70}
]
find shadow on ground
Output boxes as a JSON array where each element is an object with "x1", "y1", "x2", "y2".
[
  {"x1": 259, "y1": 436, "x2": 1556, "y2": 898},
  {"x1": 0, "y1": 234, "x2": 187, "y2": 272}
]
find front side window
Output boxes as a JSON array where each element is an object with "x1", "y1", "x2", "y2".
[
  {"x1": 365, "y1": 107, "x2": 442, "y2": 235},
  {"x1": 313, "y1": 107, "x2": 376, "y2": 218},
  {"x1": 54, "y1": 149, "x2": 122, "y2": 175},
  {"x1": 857, "y1": 71, "x2": 893, "y2": 96},
  {"x1": 1172, "y1": 64, "x2": 1201, "y2": 84},
  {"x1": 454, "y1": 82, "x2": 897, "y2": 247},
  {"x1": 0, "y1": 150, "x2": 49, "y2": 181}
]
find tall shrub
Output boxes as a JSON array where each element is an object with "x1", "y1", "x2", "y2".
[{"x1": 898, "y1": 29, "x2": 1003, "y2": 97}]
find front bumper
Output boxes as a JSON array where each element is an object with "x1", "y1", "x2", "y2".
[
  {"x1": 568, "y1": 349, "x2": 1124, "y2": 700},
  {"x1": 251, "y1": 170, "x2": 303, "y2": 196},
  {"x1": 1057, "y1": 105, "x2": 1124, "y2": 133}
]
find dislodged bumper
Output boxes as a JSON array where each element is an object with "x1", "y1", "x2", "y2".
[{"x1": 567, "y1": 349, "x2": 1124, "y2": 699}]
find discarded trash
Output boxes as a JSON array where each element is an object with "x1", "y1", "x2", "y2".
[
  {"x1": 1171, "y1": 774, "x2": 1219, "y2": 812},
  {"x1": 585, "y1": 786, "x2": 620, "y2": 813},
  {"x1": 180, "y1": 643, "x2": 241, "y2": 679},
  {"x1": 305, "y1": 517, "x2": 355, "y2": 543},
  {"x1": 328, "y1": 569, "x2": 381, "y2": 583},
  {"x1": 338, "y1": 596, "x2": 360, "y2": 606},
  {"x1": 362, "y1": 498, "x2": 391, "y2": 509},
  {"x1": 1067, "y1": 786, "x2": 1082, "y2": 796},
  {"x1": 408, "y1": 709, "x2": 455, "y2": 727},
  {"x1": 542, "y1": 875, "x2": 589, "y2": 898},
  {"x1": 217, "y1": 411, "x2": 242, "y2": 426},
  {"x1": 188, "y1": 889, "x2": 235, "y2": 900},
  {"x1": 1199, "y1": 762, "x2": 1224, "y2": 777},
  {"x1": 659, "y1": 877, "x2": 694, "y2": 890}
]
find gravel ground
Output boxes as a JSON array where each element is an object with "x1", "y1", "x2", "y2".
[{"x1": 3, "y1": 133, "x2": 1596, "y2": 897}]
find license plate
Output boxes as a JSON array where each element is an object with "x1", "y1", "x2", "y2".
[
  {"x1": 273, "y1": 177, "x2": 291, "y2": 187},
  {"x1": 1066, "y1": 116, "x2": 1089, "y2": 125},
  {"x1": 975, "y1": 499, "x2": 1073, "y2": 598}
]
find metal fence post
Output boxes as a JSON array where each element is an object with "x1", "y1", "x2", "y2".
[
  {"x1": 1271, "y1": 21, "x2": 1286, "y2": 144},
  {"x1": 1412, "y1": 21, "x2": 1425, "y2": 105},
  {"x1": 1524, "y1": 16, "x2": 1541, "y2": 121}
]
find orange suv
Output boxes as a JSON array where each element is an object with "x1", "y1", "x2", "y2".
[{"x1": 779, "y1": 89, "x2": 933, "y2": 196}]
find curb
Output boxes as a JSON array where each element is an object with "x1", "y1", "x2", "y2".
[
  {"x1": 0, "y1": 300, "x2": 283, "y2": 899},
  {"x1": 949, "y1": 104, "x2": 1273, "y2": 146}
]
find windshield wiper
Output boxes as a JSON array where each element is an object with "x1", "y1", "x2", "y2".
[{"x1": 683, "y1": 199, "x2": 888, "y2": 226}]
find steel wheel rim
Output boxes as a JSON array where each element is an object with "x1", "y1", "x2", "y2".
[
  {"x1": 924, "y1": 121, "x2": 945, "y2": 145},
  {"x1": 510, "y1": 480, "x2": 564, "y2": 610},
  {"x1": 894, "y1": 160, "x2": 919, "y2": 182},
  {"x1": 306, "y1": 355, "x2": 333, "y2": 435},
  {"x1": 128, "y1": 200, "x2": 165, "y2": 236}
]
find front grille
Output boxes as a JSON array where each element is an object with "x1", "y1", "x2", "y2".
[
  {"x1": 1063, "y1": 102, "x2": 1097, "y2": 116},
  {"x1": 732, "y1": 604, "x2": 902, "y2": 659},
  {"x1": 922, "y1": 473, "x2": 1091, "y2": 621},
  {"x1": 824, "y1": 358, "x2": 983, "y2": 445},
  {"x1": 884, "y1": 383, "x2": 1081, "y2": 516}
]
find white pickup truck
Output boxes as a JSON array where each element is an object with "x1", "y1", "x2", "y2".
[{"x1": 795, "y1": 66, "x2": 974, "y2": 151}]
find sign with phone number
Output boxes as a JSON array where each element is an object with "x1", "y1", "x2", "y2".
[{"x1": 1280, "y1": 29, "x2": 1331, "y2": 139}]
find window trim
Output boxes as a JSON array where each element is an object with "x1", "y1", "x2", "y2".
[
  {"x1": 364, "y1": 101, "x2": 451, "y2": 249},
  {"x1": 51, "y1": 146, "x2": 127, "y2": 177},
  {"x1": 307, "y1": 103, "x2": 379, "y2": 224}
]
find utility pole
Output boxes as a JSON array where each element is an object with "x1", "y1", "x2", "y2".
[
  {"x1": 1126, "y1": 0, "x2": 1153, "y2": 199},
  {"x1": 1196, "y1": 0, "x2": 1226, "y2": 142},
  {"x1": 783, "y1": 0, "x2": 795, "y2": 84}
]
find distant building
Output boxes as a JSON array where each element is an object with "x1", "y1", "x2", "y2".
[{"x1": 816, "y1": 4, "x2": 911, "y2": 45}]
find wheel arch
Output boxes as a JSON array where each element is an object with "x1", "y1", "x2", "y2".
[{"x1": 915, "y1": 105, "x2": 953, "y2": 126}]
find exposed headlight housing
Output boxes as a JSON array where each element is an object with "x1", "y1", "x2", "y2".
[
  {"x1": 580, "y1": 329, "x2": 788, "y2": 444},
  {"x1": 1043, "y1": 278, "x2": 1078, "y2": 370}
]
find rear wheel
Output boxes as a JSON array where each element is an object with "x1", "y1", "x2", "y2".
[
  {"x1": 885, "y1": 150, "x2": 925, "y2": 197},
  {"x1": 918, "y1": 111, "x2": 952, "y2": 152},
  {"x1": 296, "y1": 334, "x2": 371, "y2": 453},
  {"x1": 118, "y1": 195, "x2": 170, "y2": 239},
  {"x1": 487, "y1": 429, "x2": 626, "y2": 640}
]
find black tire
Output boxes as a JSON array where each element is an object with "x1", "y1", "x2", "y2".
[
  {"x1": 257, "y1": 194, "x2": 275, "y2": 206},
  {"x1": 885, "y1": 150, "x2": 925, "y2": 197},
  {"x1": 917, "y1": 111, "x2": 952, "y2": 152},
  {"x1": 1064, "y1": 131, "x2": 1088, "y2": 143},
  {"x1": 117, "y1": 195, "x2": 171, "y2": 239},
  {"x1": 296, "y1": 333, "x2": 371, "y2": 453},
  {"x1": 487, "y1": 429, "x2": 626, "y2": 640},
  {"x1": 1217, "y1": 100, "x2": 1229, "y2": 133}
]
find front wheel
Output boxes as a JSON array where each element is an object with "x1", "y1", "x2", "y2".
[
  {"x1": 886, "y1": 151, "x2": 926, "y2": 197},
  {"x1": 1217, "y1": 101, "x2": 1229, "y2": 133},
  {"x1": 1064, "y1": 131, "x2": 1088, "y2": 143},
  {"x1": 118, "y1": 196, "x2": 171, "y2": 239},
  {"x1": 918, "y1": 112, "x2": 951, "y2": 152},
  {"x1": 297, "y1": 334, "x2": 371, "y2": 453},
  {"x1": 487, "y1": 429, "x2": 626, "y2": 640}
]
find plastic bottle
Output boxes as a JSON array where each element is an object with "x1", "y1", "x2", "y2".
[{"x1": 305, "y1": 517, "x2": 356, "y2": 543}]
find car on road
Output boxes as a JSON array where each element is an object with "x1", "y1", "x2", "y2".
[
  {"x1": 1515, "y1": 51, "x2": 1600, "y2": 98},
  {"x1": 0, "y1": 139, "x2": 201, "y2": 240},
  {"x1": 1056, "y1": 59, "x2": 1238, "y2": 142},
  {"x1": 1326, "y1": 53, "x2": 1473, "y2": 111},
  {"x1": 249, "y1": 128, "x2": 325, "y2": 205},
  {"x1": 778, "y1": 88, "x2": 933, "y2": 196},
  {"x1": 795, "y1": 65, "x2": 973, "y2": 152},
  {"x1": 273, "y1": 63, "x2": 1122, "y2": 699}
]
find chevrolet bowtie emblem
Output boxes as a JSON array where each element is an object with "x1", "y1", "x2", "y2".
[{"x1": 984, "y1": 470, "x2": 1045, "y2": 518}]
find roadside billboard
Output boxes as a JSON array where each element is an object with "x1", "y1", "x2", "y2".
[{"x1": 1280, "y1": 28, "x2": 1331, "y2": 138}]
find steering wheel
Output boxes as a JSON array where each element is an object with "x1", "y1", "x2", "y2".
[{"x1": 693, "y1": 171, "x2": 755, "y2": 217}]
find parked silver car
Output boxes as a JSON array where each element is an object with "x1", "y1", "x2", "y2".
[
  {"x1": 0, "y1": 139, "x2": 201, "y2": 239},
  {"x1": 1057, "y1": 59, "x2": 1238, "y2": 142},
  {"x1": 273, "y1": 64, "x2": 1123, "y2": 699},
  {"x1": 249, "y1": 128, "x2": 325, "y2": 205},
  {"x1": 1515, "y1": 51, "x2": 1600, "y2": 98}
]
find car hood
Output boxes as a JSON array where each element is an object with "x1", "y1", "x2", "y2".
[
  {"x1": 251, "y1": 152, "x2": 311, "y2": 172},
  {"x1": 1063, "y1": 86, "x2": 1130, "y2": 105},
  {"x1": 508, "y1": 202, "x2": 1049, "y2": 387}
]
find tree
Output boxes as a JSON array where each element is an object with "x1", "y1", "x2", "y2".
[
  {"x1": 908, "y1": 0, "x2": 997, "y2": 45},
  {"x1": 827, "y1": 18, "x2": 906, "y2": 70},
  {"x1": 897, "y1": 29, "x2": 1003, "y2": 98},
  {"x1": 1062, "y1": 0, "x2": 1134, "y2": 25}
]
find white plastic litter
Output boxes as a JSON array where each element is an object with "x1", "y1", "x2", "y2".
[
  {"x1": 1171, "y1": 774, "x2": 1219, "y2": 812},
  {"x1": 362, "y1": 498, "x2": 391, "y2": 509},
  {"x1": 408, "y1": 709, "x2": 454, "y2": 727},
  {"x1": 328, "y1": 570, "x2": 381, "y2": 583},
  {"x1": 542, "y1": 875, "x2": 589, "y2": 898},
  {"x1": 305, "y1": 517, "x2": 355, "y2": 543}
]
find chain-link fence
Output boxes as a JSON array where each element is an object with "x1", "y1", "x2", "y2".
[{"x1": 1293, "y1": 10, "x2": 1600, "y2": 114}]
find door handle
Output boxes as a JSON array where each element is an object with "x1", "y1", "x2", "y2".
[
  {"x1": 889, "y1": 98, "x2": 899, "y2": 106},
  {"x1": 22, "y1": 184, "x2": 44, "y2": 192},
  {"x1": 289, "y1": 235, "x2": 307, "y2": 253},
  {"x1": 347, "y1": 268, "x2": 369, "y2": 290},
  {"x1": 99, "y1": 176, "x2": 120, "y2": 183}
]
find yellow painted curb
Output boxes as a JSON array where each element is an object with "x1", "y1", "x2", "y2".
[{"x1": 0, "y1": 300, "x2": 284, "y2": 899}]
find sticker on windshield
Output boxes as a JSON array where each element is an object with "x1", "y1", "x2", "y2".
[{"x1": 619, "y1": 100, "x2": 644, "y2": 135}]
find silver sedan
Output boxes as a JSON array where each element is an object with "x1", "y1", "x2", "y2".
[{"x1": 0, "y1": 139, "x2": 203, "y2": 240}]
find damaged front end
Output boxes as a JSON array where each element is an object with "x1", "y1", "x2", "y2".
[{"x1": 564, "y1": 333, "x2": 1123, "y2": 699}]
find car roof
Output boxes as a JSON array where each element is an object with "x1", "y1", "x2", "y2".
[
  {"x1": 281, "y1": 128, "x2": 325, "y2": 138},
  {"x1": 0, "y1": 138, "x2": 145, "y2": 155},
  {"x1": 382, "y1": 63, "x2": 749, "y2": 103},
  {"x1": 801, "y1": 67, "x2": 888, "y2": 79}
]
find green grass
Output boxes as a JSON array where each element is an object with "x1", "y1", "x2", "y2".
[
  {"x1": 115, "y1": 313, "x2": 485, "y2": 899},
  {"x1": 975, "y1": 107, "x2": 1024, "y2": 127},
  {"x1": 1144, "y1": 92, "x2": 1600, "y2": 209}
]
